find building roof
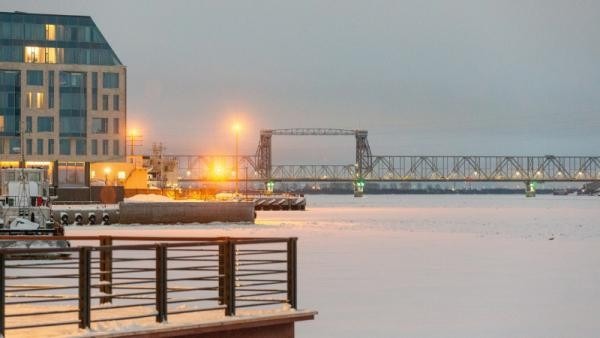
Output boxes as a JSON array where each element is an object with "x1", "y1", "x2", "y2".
[{"x1": 0, "y1": 11, "x2": 122, "y2": 66}]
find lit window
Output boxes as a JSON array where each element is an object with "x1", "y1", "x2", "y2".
[
  {"x1": 36, "y1": 92, "x2": 44, "y2": 108},
  {"x1": 45, "y1": 47, "x2": 57, "y2": 64},
  {"x1": 25, "y1": 46, "x2": 41, "y2": 63},
  {"x1": 45, "y1": 24, "x2": 56, "y2": 40},
  {"x1": 27, "y1": 92, "x2": 44, "y2": 109},
  {"x1": 24, "y1": 46, "x2": 57, "y2": 64},
  {"x1": 0, "y1": 116, "x2": 4, "y2": 133}
]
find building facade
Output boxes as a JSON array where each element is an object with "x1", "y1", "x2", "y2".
[{"x1": 0, "y1": 11, "x2": 126, "y2": 188}]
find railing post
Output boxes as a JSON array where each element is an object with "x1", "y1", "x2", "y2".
[
  {"x1": 99, "y1": 236, "x2": 113, "y2": 304},
  {"x1": 287, "y1": 237, "x2": 298, "y2": 309},
  {"x1": 223, "y1": 240, "x2": 236, "y2": 316},
  {"x1": 155, "y1": 244, "x2": 168, "y2": 323},
  {"x1": 0, "y1": 253, "x2": 6, "y2": 337},
  {"x1": 218, "y1": 242, "x2": 225, "y2": 305},
  {"x1": 78, "y1": 247, "x2": 91, "y2": 329}
]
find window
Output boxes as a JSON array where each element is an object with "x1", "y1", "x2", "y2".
[
  {"x1": 26, "y1": 70, "x2": 43, "y2": 86},
  {"x1": 26, "y1": 92, "x2": 45, "y2": 109},
  {"x1": 25, "y1": 116, "x2": 32, "y2": 133},
  {"x1": 9, "y1": 138, "x2": 20, "y2": 155},
  {"x1": 91, "y1": 139, "x2": 98, "y2": 155},
  {"x1": 113, "y1": 94, "x2": 119, "y2": 110},
  {"x1": 45, "y1": 24, "x2": 56, "y2": 40},
  {"x1": 92, "y1": 118, "x2": 108, "y2": 134},
  {"x1": 113, "y1": 118, "x2": 119, "y2": 134},
  {"x1": 59, "y1": 138, "x2": 70, "y2": 155},
  {"x1": 102, "y1": 72, "x2": 119, "y2": 88},
  {"x1": 59, "y1": 72, "x2": 87, "y2": 137},
  {"x1": 37, "y1": 117, "x2": 54, "y2": 132},
  {"x1": 48, "y1": 139, "x2": 55, "y2": 155},
  {"x1": 91, "y1": 72, "x2": 98, "y2": 110},
  {"x1": 102, "y1": 140, "x2": 108, "y2": 155},
  {"x1": 57, "y1": 162, "x2": 85, "y2": 186},
  {"x1": 24, "y1": 46, "x2": 58, "y2": 64},
  {"x1": 48, "y1": 71, "x2": 54, "y2": 109},
  {"x1": 76, "y1": 139, "x2": 86, "y2": 155},
  {"x1": 113, "y1": 140, "x2": 120, "y2": 156},
  {"x1": 102, "y1": 95, "x2": 109, "y2": 110},
  {"x1": 0, "y1": 116, "x2": 4, "y2": 133},
  {"x1": 26, "y1": 139, "x2": 32, "y2": 155},
  {"x1": 37, "y1": 139, "x2": 44, "y2": 155}
]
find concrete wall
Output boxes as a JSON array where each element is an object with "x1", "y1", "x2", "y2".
[
  {"x1": 54, "y1": 186, "x2": 124, "y2": 203},
  {"x1": 118, "y1": 201, "x2": 255, "y2": 224}
]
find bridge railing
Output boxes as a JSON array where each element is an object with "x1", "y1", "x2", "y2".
[{"x1": 0, "y1": 236, "x2": 297, "y2": 337}]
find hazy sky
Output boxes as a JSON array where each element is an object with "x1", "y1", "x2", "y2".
[{"x1": 3, "y1": 1, "x2": 599, "y2": 163}]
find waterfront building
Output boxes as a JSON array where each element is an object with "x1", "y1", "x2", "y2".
[{"x1": 0, "y1": 11, "x2": 125, "y2": 192}]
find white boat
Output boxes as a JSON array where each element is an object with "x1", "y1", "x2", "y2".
[{"x1": 0, "y1": 168, "x2": 69, "y2": 250}]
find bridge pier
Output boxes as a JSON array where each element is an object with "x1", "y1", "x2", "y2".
[
  {"x1": 353, "y1": 178, "x2": 365, "y2": 197},
  {"x1": 525, "y1": 181, "x2": 536, "y2": 197}
]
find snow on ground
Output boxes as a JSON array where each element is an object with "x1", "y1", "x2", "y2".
[
  {"x1": 123, "y1": 194, "x2": 174, "y2": 203},
  {"x1": 62, "y1": 194, "x2": 600, "y2": 338}
]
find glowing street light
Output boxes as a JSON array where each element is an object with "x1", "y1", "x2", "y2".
[
  {"x1": 104, "y1": 167, "x2": 111, "y2": 185},
  {"x1": 127, "y1": 128, "x2": 143, "y2": 157}
]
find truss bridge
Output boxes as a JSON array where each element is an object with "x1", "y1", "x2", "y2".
[{"x1": 172, "y1": 128, "x2": 600, "y2": 196}]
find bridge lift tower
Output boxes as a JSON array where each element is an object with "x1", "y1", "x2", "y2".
[{"x1": 255, "y1": 128, "x2": 372, "y2": 197}]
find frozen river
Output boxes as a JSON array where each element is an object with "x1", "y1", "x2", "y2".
[{"x1": 69, "y1": 194, "x2": 600, "y2": 338}]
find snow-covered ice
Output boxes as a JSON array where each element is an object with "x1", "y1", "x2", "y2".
[{"x1": 61, "y1": 194, "x2": 600, "y2": 337}]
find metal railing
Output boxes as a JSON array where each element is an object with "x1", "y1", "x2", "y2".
[{"x1": 0, "y1": 235, "x2": 298, "y2": 337}]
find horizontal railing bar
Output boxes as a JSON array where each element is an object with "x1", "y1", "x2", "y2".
[
  {"x1": 110, "y1": 277, "x2": 155, "y2": 281},
  {"x1": 238, "y1": 279, "x2": 288, "y2": 283},
  {"x1": 91, "y1": 269, "x2": 155, "y2": 276},
  {"x1": 235, "y1": 271, "x2": 287, "y2": 277},
  {"x1": 236, "y1": 269, "x2": 287, "y2": 273},
  {"x1": 167, "y1": 248, "x2": 219, "y2": 252},
  {"x1": 238, "y1": 281, "x2": 286, "y2": 287},
  {"x1": 235, "y1": 251, "x2": 287, "y2": 256},
  {"x1": 166, "y1": 258, "x2": 219, "y2": 262},
  {"x1": 167, "y1": 306, "x2": 225, "y2": 315},
  {"x1": 236, "y1": 288, "x2": 287, "y2": 293},
  {"x1": 6, "y1": 296, "x2": 80, "y2": 305},
  {"x1": 165, "y1": 286, "x2": 219, "y2": 294},
  {"x1": 91, "y1": 313, "x2": 156, "y2": 323},
  {"x1": 167, "y1": 266, "x2": 218, "y2": 271},
  {"x1": 166, "y1": 276, "x2": 219, "y2": 283},
  {"x1": 0, "y1": 235, "x2": 292, "y2": 242},
  {"x1": 237, "y1": 261, "x2": 286, "y2": 267},
  {"x1": 165, "y1": 254, "x2": 218, "y2": 260},
  {"x1": 6, "y1": 319, "x2": 79, "y2": 330},
  {"x1": 91, "y1": 302, "x2": 156, "y2": 311},
  {"x1": 90, "y1": 290, "x2": 156, "y2": 299},
  {"x1": 6, "y1": 308, "x2": 78, "y2": 317},
  {"x1": 6, "y1": 260, "x2": 79, "y2": 267},
  {"x1": 6, "y1": 274, "x2": 80, "y2": 279},
  {"x1": 91, "y1": 280, "x2": 155, "y2": 288},
  {"x1": 236, "y1": 291, "x2": 287, "y2": 297},
  {"x1": 166, "y1": 297, "x2": 221, "y2": 305},
  {"x1": 234, "y1": 300, "x2": 287, "y2": 307},
  {"x1": 6, "y1": 285, "x2": 79, "y2": 292},
  {"x1": 237, "y1": 259, "x2": 287, "y2": 263}
]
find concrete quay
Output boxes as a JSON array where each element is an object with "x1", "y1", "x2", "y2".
[{"x1": 52, "y1": 201, "x2": 255, "y2": 225}]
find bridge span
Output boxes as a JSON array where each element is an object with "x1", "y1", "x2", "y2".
[{"x1": 168, "y1": 128, "x2": 600, "y2": 196}]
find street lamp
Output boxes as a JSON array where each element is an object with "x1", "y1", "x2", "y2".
[
  {"x1": 232, "y1": 123, "x2": 241, "y2": 195},
  {"x1": 127, "y1": 128, "x2": 143, "y2": 157}
]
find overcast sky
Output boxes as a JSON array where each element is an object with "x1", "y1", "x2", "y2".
[{"x1": 3, "y1": 1, "x2": 599, "y2": 163}]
